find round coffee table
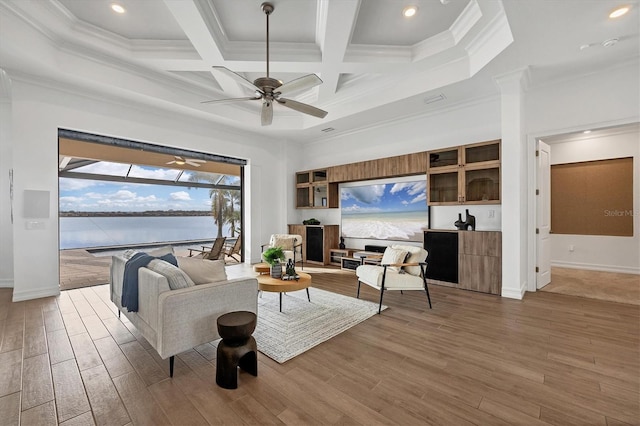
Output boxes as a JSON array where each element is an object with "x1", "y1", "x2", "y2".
[{"x1": 256, "y1": 272, "x2": 312, "y2": 312}]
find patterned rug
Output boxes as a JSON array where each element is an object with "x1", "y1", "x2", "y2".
[{"x1": 254, "y1": 287, "x2": 386, "y2": 363}]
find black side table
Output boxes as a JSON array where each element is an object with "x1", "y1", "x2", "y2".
[{"x1": 216, "y1": 311, "x2": 257, "y2": 389}]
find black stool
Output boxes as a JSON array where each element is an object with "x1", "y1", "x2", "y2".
[{"x1": 216, "y1": 311, "x2": 257, "y2": 389}]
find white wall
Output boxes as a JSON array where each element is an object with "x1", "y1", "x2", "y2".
[
  {"x1": 545, "y1": 129, "x2": 640, "y2": 274},
  {"x1": 0, "y1": 71, "x2": 13, "y2": 288},
  {"x1": 2, "y1": 76, "x2": 289, "y2": 301}
]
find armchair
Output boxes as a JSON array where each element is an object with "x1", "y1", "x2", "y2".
[
  {"x1": 356, "y1": 245, "x2": 432, "y2": 314},
  {"x1": 261, "y1": 234, "x2": 304, "y2": 269}
]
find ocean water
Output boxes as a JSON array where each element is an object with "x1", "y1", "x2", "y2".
[
  {"x1": 60, "y1": 216, "x2": 230, "y2": 249},
  {"x1": 341, "y1": 211, "x2": 428, "y2": 242}
]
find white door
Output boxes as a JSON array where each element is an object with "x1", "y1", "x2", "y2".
[{"x1": 537, "y1": 140, "x2": 551, "y2": 289}]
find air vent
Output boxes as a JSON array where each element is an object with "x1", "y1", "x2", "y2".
[
  {"x1": 424, "y1": 94, "x2": 446, "y2": 105},
  {"x1": 321, "y1": 127, "x2": 335, "y2": 133}
]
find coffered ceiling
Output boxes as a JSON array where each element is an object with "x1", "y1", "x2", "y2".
[{"x1": 0, "y1": 0, "x2": 638, "y2": 141}]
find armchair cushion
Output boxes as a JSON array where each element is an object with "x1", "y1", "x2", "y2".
[
  {"x1": 391, "y1": 244, "x2": 428, "y2": 276},
  {"x1": 357, "y1": 264, "x2": 426, "y2": 290},
  {"x1": 177, "y1": 257, "x2": 227, "y2": 285},
  {"x1": 380, "y1": 247, "x2": 409, "y2": 272},
  {"x1": 272, "y1": 236, "x2": 295, "y2": 251},
  {"x1": 147, "y1": 259, "x2": 195, "y2": 290}
]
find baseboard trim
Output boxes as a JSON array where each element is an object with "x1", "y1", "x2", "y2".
[
  {"x1": 502, "y1": 282, "x2": 526, "y2": 300},
  {"x1": 0, "y1": 278, "x2": 14, "y2": 288},
  {"x1": 551, "y1": 261, "x2": 639, "y2": 275},
  {"x1": 12, "y1": 286, "x2": 60, "y2": 302}
]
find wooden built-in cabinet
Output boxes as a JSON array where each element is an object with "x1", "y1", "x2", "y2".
[
  {"x1": 288, "y1": 224, "x2": 339, "y2": 265},
  {"x1": 427, "y1": 140, "x2": 501, "y2": 205},
  {"x1": 424, "y1": 230, "x2": 502, "y2": 295},
  {"x1": 295, "y1": 169, "x2": 338, "y2": 208}
]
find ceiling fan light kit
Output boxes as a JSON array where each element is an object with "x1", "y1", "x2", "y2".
[{"x1": 202, "y1": 2, "x2": 327, "y2": 126}]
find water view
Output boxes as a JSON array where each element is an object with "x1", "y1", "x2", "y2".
[{"x1": 60, "y1": 216, "x2": 230, "y2": 249}]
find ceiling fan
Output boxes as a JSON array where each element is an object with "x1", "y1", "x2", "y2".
[
  {"x1": 202, "y1": 2, "x2": 328, "y2": 126},
  {"x1": 166, "y1": 156, "x2": 206, "y2": 167}
]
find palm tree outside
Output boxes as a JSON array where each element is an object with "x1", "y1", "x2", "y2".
[{"x1": 188, "y1": 172, "x2": 241, "y2": 238}]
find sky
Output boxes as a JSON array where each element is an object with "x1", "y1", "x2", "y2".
[
  {"x1": 341, "y1": 180, "x2": 427, "y2": 214},
  {"x1": 59, "y1": 162, "x2": 223, "y2": 212},
  {"x1": 59, "y1": 179, "x2": 213, "y2": 212}
]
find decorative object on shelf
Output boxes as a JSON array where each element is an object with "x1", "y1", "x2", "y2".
[
  {"x1": 282, "y1": 259, "x2": 300, "y2": 281},
  {"x1": 339, "y1": 237, "x2": 346, "y2": 249},
  {"x1": 263, "y1": 246, "x2": 285, "y2": 278},
  {"x1": 454, "y1": 209, "x2": 477, "y2": 231},
  {"x1": 303, "y1": 218, "x2": 321, "y2": 225}
]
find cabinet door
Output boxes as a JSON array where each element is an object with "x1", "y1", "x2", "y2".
[
  {"x1": 464, "y1": 167, "x2": 500, "y2": 203},
  {"x1": 296, "y1": 186, "x2": 311, "y2": 208},
  {"x1": 428, "y1": 148, "x2": 460, "y2": 170},
  {"x1": 306, "y1": 227, "x2": 324, "y2": 263},
  {"x1": 428, "y1": 171, "x2": 460, "y2": 204},
  {"x1": 464, "y1": 141, "x2": 500, "y2": 166}
]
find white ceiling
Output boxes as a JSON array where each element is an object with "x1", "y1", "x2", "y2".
[{"x1": 0, "y1": 0, "x2": 638, "y2": 141}]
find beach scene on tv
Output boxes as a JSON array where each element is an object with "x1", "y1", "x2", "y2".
[{"x1": 341, "y1": 180, "x2": 429, "y2": 242}]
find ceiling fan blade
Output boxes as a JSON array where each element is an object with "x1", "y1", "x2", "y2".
[
  {"x1": 277, "y1": 98, "x2": 328, "y2": 119},
  {"x1": 166, "y1": 161, "x2": 177, "y2": 165},
  {"x1": 186, "y1": 161, "x2": 202, "y2": 167},
  {"x1": 261, "y1": 101, "x2": 273, "y2": 126},
  {"x1": 277, "y1": 74, "x2": 323, "y2": 96},
  {"x1": 212, "y1": 66, "x2": 259, "y2": 93},
  {"x1": 201, "y1": 96, "x2": 261, "y2": 104}
]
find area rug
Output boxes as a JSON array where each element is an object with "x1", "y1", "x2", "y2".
[{"x1": 254, "y1": 287, "x2": 386, "y2": 363}]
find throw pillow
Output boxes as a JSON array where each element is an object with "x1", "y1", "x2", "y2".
[
  {"x1": 147, "y1": 259, "x2": 195, "y2": 290},
  {"x1": 380, "y1": 247, "x2": 409, "y2": 272},
  {"x1": 177, "y1": 256, "x2": 228, "y2": 285},
  {"x1": 273, "y1": 236, "x2": 295, "y2": 252},
  {"x1": 121, "y1": 245, "x2": 174, "y2": 260},
  {"x1": 392, "y1": 245, "x2": 427, "y2": 276}
]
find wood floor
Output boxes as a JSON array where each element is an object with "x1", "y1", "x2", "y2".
[{"x1": 1, "y1": 266, "x2": 638, "y2": 425}]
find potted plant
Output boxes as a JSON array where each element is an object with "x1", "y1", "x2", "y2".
[{"x1": 263, "y1": 246, "x2": 285, "y2": 278}]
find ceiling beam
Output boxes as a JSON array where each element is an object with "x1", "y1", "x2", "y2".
[
  {"x1": 316, "y1": 0, "x2": 360, "y2": 101},
  {"x1": 163, "y1": 0, "x2": 247, "y2": 97}
]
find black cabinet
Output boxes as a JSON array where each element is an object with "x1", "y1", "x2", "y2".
[
  {"x1": 306, "y1": 227, "x2": 324, "y2": 263},
  {"x1": 424, "y1": 231, "x2": 459, "y2": 284}
]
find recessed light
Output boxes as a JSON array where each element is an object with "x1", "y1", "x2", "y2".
[
  {"x1": 111, "y1": 4, "x2": 125, "y2": 14},
  {"x1": 402, "y1": 5, "x2": 418, "y2": 18},
  {"x1": 583, "y1": 130, "x2": 592, "y2": 134},
  {"x1": 609, "y1": 6, "x2": 630, "y2": 18}
]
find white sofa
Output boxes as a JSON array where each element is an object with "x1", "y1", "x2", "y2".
[{"x1": 110, "y1": 253, "x2": 258, "y2": 376}]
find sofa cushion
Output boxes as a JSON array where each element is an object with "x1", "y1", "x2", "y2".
[
  {"x1": 147, "y1": 259, "x2": 195, "y2": 290},
  {"x1": 176, "y1": 256, "x2": 227, "y2": 285},
  {"x1": 392, "y1": 244, "x2": 428, "y2": 276},
  {"x1": 380, "y1": 247, "x2": 409, "y2": 272}
]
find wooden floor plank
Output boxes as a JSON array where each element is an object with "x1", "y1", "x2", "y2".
[
  {"x1": 69, "y1": 332, "x2": 103, "y2": 371},
  {"x1": 148, "y1": 379, "x2": 209, "y2": 425},
  {"x1": 61, "y1": 311, "x2": 88, "y2": 337},
  {"x1": 21, "y1": 353, "x2": 54, "y2": 411},
  {"x1": 80, "y1": 364, "x2": 130, "y2": 426},
  {"x1": 93, "y1": 336, "x2": 134, "y2": 379},
  {"x1": 20, "y1": 400, "x2": 58, "y2": 426},
  {"x1": 0, "y1": 392, "x2": 20, "y2": 426},
  {"x1": 112, "y1": 371, "x2": 171, "y2": 426},
  {"x1": 47, "y1": 329, "x2": 75, "y2": 365},
  {"x1": 59, "y1": 411, "x2": 97, "y2": 426},
  {"x1": 51, "y1": 359, "x2": 92, "y2": 423},
  {"x1": 0, "y1": 349, "x2": 22, "y2": 398},
  {"x1": 23, "y1": 325, "x2": 47, "y2": 359},
  {"x1": 119, "y1": 340, "x2": 168, "y2": 386}
]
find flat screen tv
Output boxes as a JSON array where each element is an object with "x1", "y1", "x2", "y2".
[{"x1": 341, "y1": 178, "x2": 428, "y2": 242}]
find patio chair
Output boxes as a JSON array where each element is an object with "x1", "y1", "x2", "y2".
[
  {"x1": 223, "y1": 236, "x2": 242, "y2": 262},
  {"x1": 188, "y1": 237, "x2": 226, "y2": 260}
]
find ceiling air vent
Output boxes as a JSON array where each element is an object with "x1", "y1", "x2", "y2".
[{"x1": 424, "y1": 94, "x2": 446, "y2": 105}]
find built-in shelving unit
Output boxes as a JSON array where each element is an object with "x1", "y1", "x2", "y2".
[{"x1": 427, "y1": 140, "x2": 501, "y2": 205}]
